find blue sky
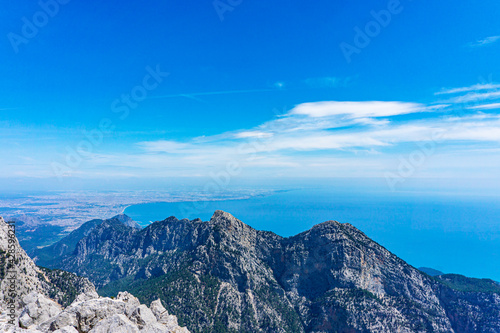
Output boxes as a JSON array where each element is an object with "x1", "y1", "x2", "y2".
[{"x1": 1, "y1": 0, "x2": 500, "y2": 189}]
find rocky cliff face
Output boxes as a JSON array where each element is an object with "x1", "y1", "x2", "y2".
[
  {"x1": 0, "y1": 217, "x2": 95, "y2": 310},
  {"x1": 34, "y1": 211, "x2": 500, "y2": 333},
  {"x1": 0, "y1": 216, "x2": 189, "y2": 333}
]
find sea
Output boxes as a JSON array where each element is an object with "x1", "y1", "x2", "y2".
[{"x1": 124, "y1": 187, "x2": 500, "y2": 282}]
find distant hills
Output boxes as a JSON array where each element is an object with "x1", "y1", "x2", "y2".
[
  {"x1": 418, "y1": 267, "x2": 500, "y2": 293},
  {"x1": 32, "y1": 214, "x2": 140, "y2": 267},
  {"x1": 3, "y1": 215, "x2": 65, "y2": 254},
  {"x1": 419, "y1": 267, "x2": 444, "y2": 276},
  {"x1": 32, "y1": 211, "x2": 500, "y2": 333}
]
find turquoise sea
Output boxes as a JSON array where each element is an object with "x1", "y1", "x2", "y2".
[{"x1": 125, "y1": 188, "x2": 500, "y2": 282}]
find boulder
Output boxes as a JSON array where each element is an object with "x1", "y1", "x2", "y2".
[
  {"x1": 129, "y1": 304, "x2": 157, "y2": 329},
  {"x1": 19, "y1": 293, "x2": 61, "y2": 329},
  {"x1": 88, "y1": 314, "x2": 139, "y2": 333}
]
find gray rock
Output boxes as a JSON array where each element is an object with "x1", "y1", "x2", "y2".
[
  {"x1": 53, "y1": 298, "x2": 126, "y2": 332},
  {"x1": 116, "y1": 291, "x2": 141, "y2": 316},
  {"x1": 150, "y1": 299, "x2": 187, "y2": 332},
  {"x1": 141, "y1": 322, "x2": 174, "y2": 333},
  {"x1": 88, "y1": 314, "x2": 139, "y2": 333},
  {"x1": 129, "y1": 305, "x2": 157, "y2": 329},
  {"x1": 53, "y1": 326, "x2": 79, "y2": 333},
  {"x1": 2, "y1": 292, "x2": 189, "y2": 333},
  {"x1": 72, "y1": 289, "x2": 99, "y2": 304},
  {"x1": 18, "y1": 293, "x2": 61, "y2": 329},
  {"x1": 150, "y1": 299, "x2": 168, "y2": 320}
]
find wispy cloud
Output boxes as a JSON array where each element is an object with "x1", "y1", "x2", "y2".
[
  {"x1": 444, "y1": 90, "x2": 500, "y2": 104},
  {"x1": 149, "y1": 88, "x2": 278, "y2": 102},
  {"x1": 435, "y1": 83, "x2": 500, "y2": 95},
  {"x1": 272, "y1": 76, "x2": 353, "y2": 90},
  {"x1": 290, "y1": 101, "x2": 424, "y2": 118},
  {"x1": 0, "y1": 107, "x2": 21, "y2": 112},
  {"x1": 468, "y1": 103, "x2": 500, "y2": 110},
  {"x1": 68, "y1": 106, "x2": 500, "y2": 180},
  {"x1": 137, "y1": 140, "x2": 189, "y2": 153},
  {"x1": 467, "y1": 35, "x2": 500, "y2": 48},
  {"x1": 4, "y1": 86, "x2": 500, "y2": 179},
  {"x1": 135, "y1": 103, "x2": 500, "y2": 160},
  {"x1": 435, "y1": 81, "x2": 500, "y2": 106},
  {"x1": 234, "y1": 131, "x2": 274, "y2": 139}
]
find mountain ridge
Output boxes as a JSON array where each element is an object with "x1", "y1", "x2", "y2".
[{"x1": 33, "y1": 211, "x2": 500, "y2": 332}]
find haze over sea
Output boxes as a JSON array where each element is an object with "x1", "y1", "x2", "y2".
[{"x1": 125, "y1": 185, "x2": 500, "y2": 282}]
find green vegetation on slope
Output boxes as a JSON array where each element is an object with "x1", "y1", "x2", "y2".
[
  {"x1": 38, "y1": 267, "x2": 90, "y2": 307},
  {"x1": 99, "y1": 268, "x2": 228, "y2": 332},
  {"x1": 98, "y1": 267, "x2": 305, "y2": 333},
  {"x1": 434, "y1": 274, "x2": 500, "y2": 293}
]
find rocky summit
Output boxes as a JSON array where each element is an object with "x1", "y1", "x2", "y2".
[
  {"x1": 0, "y1": 217, "x2": 189, "y2": 333},
  {"x1": 31, "y1": 210, "x2": 500, "y2": 333}
]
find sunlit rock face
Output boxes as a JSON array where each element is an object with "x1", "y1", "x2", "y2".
[{"x1": 1, "y1": 290, "x2": 189, "y2": 332}]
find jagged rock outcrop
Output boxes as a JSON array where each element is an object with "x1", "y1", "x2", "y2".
[
  {"x1": 150, "y1": 299, "x2": 186, "y2": 330},
  {"x1": 34, "y1": 211, "x2": 500, "y2": 332},
  {"x1": 0, "y1": 291, "x2": 189, "y2": 332},
  {"x1": 18, "y1": 293, "x2": 62, "y2": 329},
  {"x1": 0, "y1": 217, "x2": 95, "y2": 311},
  {"x1": 0, "y1": 216, "x2": 189, "y2": 333},
  {"x1": 0, "y1": 217, "x2": 46, "y2": 308}
]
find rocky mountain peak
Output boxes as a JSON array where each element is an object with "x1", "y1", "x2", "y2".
[
  {"x1": 161, "y1": 216, "x2": 180, "y2": 223},
  {"x1": 110, "y1": 214, "x2": 141, "y2": 229},
  {"x1": 309, "y1": 219, "x2": 342, "y2": 232},
  {"x1": 209, "y1": 210, "x2": 250, "y2": 233}
]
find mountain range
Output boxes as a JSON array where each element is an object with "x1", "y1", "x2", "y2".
[{"x1": 31, "y1": 211, "x2": 500, "y2": 333}]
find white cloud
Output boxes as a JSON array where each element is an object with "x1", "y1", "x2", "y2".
[
  {"x1": 468, "y1": 102, "x2": 500, "y2": 110},
  {"x1": 136, "y1": 140, "x2": 188, "y2": 153},
  {"x1": 290, "y1": 101, "x2": 424, "y2": 118},
  {"x1": 4, "y1": 95, "x2": 500, "y2": 179},
  {"x1": 468, "y1": 35, "x2": 500, "y2": 47},
  {"x1": 436, "y1": 82, "x2": 500, "y2": 107},
  {"x1": 259, "y1": 133, "x2": 389, "y2": 151},
  {"x1": 445, "y1": 90, "x2": 500, "y2": 104},
  {"x1": 234, "y1": 131, "x2": 273, "y2": 139},
  {"x1": 134, "y1": 102, "x2": 500, "y2": 160},
  {"x1": 76, "y1": 110, "x2": 500, "y2": 179}
]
